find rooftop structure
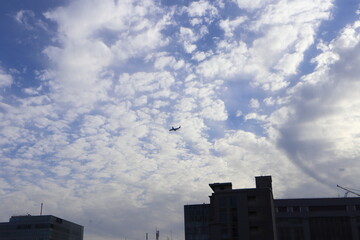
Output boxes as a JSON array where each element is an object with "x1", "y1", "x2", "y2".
[
  {"x1": 185, "y1": 176, "x2": 277, "y2": 240},
  {"x1": 0, "y1": 215, "x2": 83, "y2": 240},
  {"x1": 185, "y1": 176, "x2": 360, "y2": 240}
]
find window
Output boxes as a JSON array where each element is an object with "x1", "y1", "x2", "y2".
[
  {"x1": 247, "y1": 196, "x2": 256, "y2": 201},
  {"x1": 17, "y1": 224, "x2": 32, "y2": 229},
  {"x1": 232, "y1": 228, "x2": 238, "y2": 237},
  {"x1": 308, "y1": 205, "x2": 346, "y2": 212},
  {"x1": 250, "y1": 226, "x2": 259, "y2": 232},
  {"x1": 248, "y1": 211, "x2": 257, "y2": 216},
  {"x1": 221, "y1": 228, "x2": 228, "y2": 239},
  {"x1": 277, "y1": 207, "x2": 287, "y2": 213},
  {"x1": 219, "y1": 197, "x2": 227, "y2": 208},
  {"x1": 293, "y1": 206, "x2": 300, "y2": 212},
  {"x1": 232, "y1": 212, "x2": 238, "y2": 222},
  {"x1": 220, "y1": 211, "x2": 228, "y2": 223},
  {"x1": 35, "y1": 224, "x2": 49, "y2": 229},
  {"x1": 230, "y1": 196, "x2": 237, "y2": 208}
]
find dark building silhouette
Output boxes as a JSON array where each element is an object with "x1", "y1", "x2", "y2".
[
  {"x1": 0, "y1": 215, "x2": 83, "y2": 240},
  {"x1": 184, "y1": 176, "x2": 277, "y2": 240},
  {"x1": 185, "y1": 176, "x2": 360, "y2": 240},
  {"x1": 275, "y1": 197, "x2": 360, "y2": 240},
  {"x1": 184, "y1": 204, "x2": 210, "y2": 240}
]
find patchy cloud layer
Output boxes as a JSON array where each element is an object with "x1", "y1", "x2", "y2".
[{"x1": 0, "y1": 0, "x2": 360, "y2": 239}]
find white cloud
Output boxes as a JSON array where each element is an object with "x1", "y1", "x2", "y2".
[
  {"x1": 251, "y1": 0, "x2": 333, "y2": 29},
  {"x1": 196, "y1": 41, "x2": 249, "y2": 78},
  {"x1": 179, "y1": 27, "x2": 199, "y2": 53},
  {"x1": 270, "y1": 19, "x2": 360, "y2": 189},
  {"x1": 2, "y1": 0, "x2": 360, "y2": 240},
  {"x1": 192, "y1": 50, "x2": 213, "y2": 62},
  {"x1": 187, "y1": 0, "x2": 218, "y2": 18},
  {"x1": 332, "y1": 21, "x2": 360, "y2": 49},
  {"x1": 185, "y1": 0, "x2": 219, "y2": 26},
  {"x1": 195, "y1": 0, "x2": 333, "y2": 92},
  {"x1": 14, "y1": 10, "x2": 48, "y2": 31},
  {"x1": 115, "y1": 71, "x2": 175, "y2": 99},
  {"x1": 232, "y1": 0, "x2": 273, "y2": 10},
  {"x1": 0, "y1": 68, "x2": 13, "y2": 88},
  {"x1": 219, "y1": 16, "x2": 248, "y2": 37},
  {"x1": 249, "y1": 98, "x2": 260, "y2": 108},
  {"x1": 43, "y1": 0, "x2": 171, "y2": 107},
  {"x1": 183, "y1": 41, "x2": 197, "y2": 53},
  {"x1": 244, "y1": 112, "x2": 267, "y2": 121},
  {"x1": 263, "y1": 97, "x2": 275, "y2": 106},
  {"x1": 152, "y1": 52, "x2": 186, "y2": 70}
]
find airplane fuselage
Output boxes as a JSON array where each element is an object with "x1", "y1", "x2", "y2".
[{"x1": 169, "y1": 126, "x2": 181, "y2": 131}]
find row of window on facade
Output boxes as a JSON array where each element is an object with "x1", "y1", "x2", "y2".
[
  {"x1": 218, "y1": 195, "x2": 258, "y2": 209},
  {"x1": 6, "y1": 223, "x2": 82, "y2": 236},
  {"x1": 276, "y1": 205, "x2": 360, "y2": 213}
]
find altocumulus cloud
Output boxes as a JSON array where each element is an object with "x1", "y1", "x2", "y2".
[{"x1": 0, "y1": 0, "x2": 360, "y2": 239}]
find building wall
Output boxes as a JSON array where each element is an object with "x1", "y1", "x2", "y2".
[
  {"x1": 208, "y1": 188, "x2": 277, "y2": 240},
  {"x1": 184, "y1": 204, "x2": 210, "y2": 240},
  {"x1": 275, "y1": 197, "x2": 360, "y2": 240},
  {"x1": 185, "y1": 178, "x2": 360, "y2": 240},
  {"x1": 0, "y1": 215, "x2": 83, "y2": 240},
  {"x1": 184, "y1": 176, "x2": 277, "y2": 240}
]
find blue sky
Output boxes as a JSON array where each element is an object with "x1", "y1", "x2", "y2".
[{"x1": 0, "y1": 0, "x2": 360, "y2": 239}]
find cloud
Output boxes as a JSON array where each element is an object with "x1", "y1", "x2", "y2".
[
  {"x1": 14, "y1": 10, "x2": 48, "y2": 31},
  {"x1": 232, "y1": 0, "x2": 272, "y2": 10},
  {"x1": 43, "y1": 0, "x2": 171, "y2": 107},
  {"x1": 185, "y1": 0, "x2": 219, "y2": 25},
  {"x1": 195, "y1": 0, "x2": 333, "y2": 91},
  {"x1": 0, "y1": 67, "x2": 13, "y2": 89},
  {"x1": 249, "y1": 98, "x2": 260, "y2": 108},
  {"x1": 178, "y1": 26, "x2": 209, "y2": 53},
  {"x1": 272, "y1": 19, "x2": 360, "y2": 189},
  {"x1": 187, "y1": 0, "x2": 218, "y2": 18},
  {"x1": 152, "y1": 52, "x2": 186, "y2": 70},
  {"x1": 219, "y1": 16, "x2": 248, "y2": 37},
  {"x1": 191, "y1": 50, "x2": 213, "y2": 62},
  {"x1": 1, "y1": 0, "x2": 360, "y2": 240}
]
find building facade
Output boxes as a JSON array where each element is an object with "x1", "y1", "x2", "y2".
[
  {"x1": 275, "y1": 197, "x2": 360, "y2": 240},
  {"x1": 185, "y1": 176, "x2": 360, "y2": 240},
  {"x1": 184, "y1": 176, "x2": 277, "y2": 240},
  {"x1": 184, "y1": 204, "x2": 210, "y2": 240},
  {"x1": 0, "y1": 215, "x2": 84, "y2": 240}
]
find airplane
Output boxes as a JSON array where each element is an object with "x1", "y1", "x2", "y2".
[{"x1": 169, "y1": 126, "x2": 181, "y2": 131}]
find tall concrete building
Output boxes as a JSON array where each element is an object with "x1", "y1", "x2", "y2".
[
  {"x1": 0, "y1": 215, "x2": 84, "y2": 240},
  {"x1": 275, "y1": 197, "x2": 360, "y2": 240},
  {"x1": 185, "y1": 176, "x2": 360, "y2": 240},
  {"x1": 184, "y1": 203, "x2": 210, "y2": 240},
  {"x1": 184, "y1": 176, "x2": 277, "y2": 240}
]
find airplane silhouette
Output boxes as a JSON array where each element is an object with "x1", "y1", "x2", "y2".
[{"x1": 169, "y1": 126, "x2": 181, "y2": 131}]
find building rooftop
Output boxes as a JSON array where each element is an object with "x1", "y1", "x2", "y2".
[{"x1": 209, "y1": 182, "x2": 232, "y2": 192}]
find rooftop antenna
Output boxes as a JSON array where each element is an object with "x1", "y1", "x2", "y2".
[
  {"x1": 156, "y1": 229, "x2": 159, "y2": 240},
  {"x1": 40, "y1": 203, "x2": 43, "y2": 216},
  {"x1": 337, "y1": 185, "x2": 360, "y2": 197}
]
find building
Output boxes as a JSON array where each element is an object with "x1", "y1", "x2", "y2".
[
  {"x1": 275, "y1": 197, "x2": 360, "y2": 240},
  {"x1": 0, "y1": 215, "x2": 84, "y2": 240},
  {"x1": 184, "y1": 176, "x2": 277, "y2": 240},
  {"x1": 185, "y1": 176, "x2": 360, "y2": 240},
  {"x1": 184, "y1": 204, "x2": 210, "y2": 240}
]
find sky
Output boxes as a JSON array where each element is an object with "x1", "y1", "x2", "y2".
[{"x1": 0, "y1": 0, "x2": 360, "y2": 239}]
